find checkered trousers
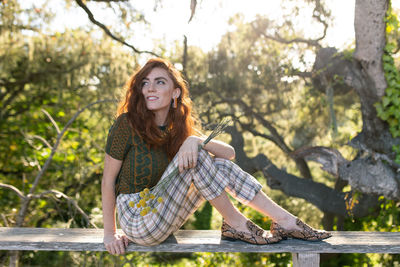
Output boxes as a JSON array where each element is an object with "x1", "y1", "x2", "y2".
[{"x1": 116, "y1": 149, "x2": 262, "y2": 246}]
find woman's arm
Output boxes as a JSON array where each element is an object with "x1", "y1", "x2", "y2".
[
  {"x1": 200, "y1": 138, "x2": 235, "y2": 160},
  {"x1": 102, "y1": 154, "x2": 129, "y2": 255},
  {"x1": 177, "y1": 136, "x2": 235, "y2": 172}
]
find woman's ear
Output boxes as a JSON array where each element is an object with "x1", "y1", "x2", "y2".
[{"x1": 173, "y1": 88, "x2": 181, "y2": 99}]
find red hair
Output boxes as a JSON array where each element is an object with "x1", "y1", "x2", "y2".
[{"x1": 117, "y1": 58, "x2": 197, "y2": 159}]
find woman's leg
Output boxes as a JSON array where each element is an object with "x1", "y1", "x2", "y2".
[
  {"x1": 118, "y1": 150, "x2": 296, "y2": 246},
  {"x1": 209, "y1": 190, "x2": 301, "y2": 232},
  {"x1": 247, "y1": 191, "x2": 301, "y2": 231},
  {"x1": 117, "y1": 149, "x2": 255, "y2": 245},
  {"x1": 186, "y1": 150, "x2": 262, "y2": 234},
  {"x1": 214, "y1": 158, "x2": 331, "y2": 239},
  {"x1": 209, "y1": 191, "x2": 250, "y2": 233},
  {"x1": 214, "y1": 158, "x2": 301, "y2": 231}
]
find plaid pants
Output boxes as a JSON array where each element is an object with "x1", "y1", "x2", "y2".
[{"x1": 116, "y1": 149, "x2": 262, "y2": 246}]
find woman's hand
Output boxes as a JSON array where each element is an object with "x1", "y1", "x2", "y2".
[
  {"x1": 104, "y1": 233, "x2": 130, "y2": 255},
  {"x1": 177, "y1": 136, "x2": 202, "y2": 173}
]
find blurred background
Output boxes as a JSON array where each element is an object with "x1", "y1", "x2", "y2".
[{"x1": 1, "y1": 0, "x2": 399, "y2": 266}]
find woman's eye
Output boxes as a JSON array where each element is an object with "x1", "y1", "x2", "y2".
[
  {"x1": 141, "y1": 81, "x2": 149, "y2": 87},
  {"x1": 157, "y1": 80, "x2": 165, "y2": 85}
]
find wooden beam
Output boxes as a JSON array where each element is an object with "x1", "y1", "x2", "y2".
[
  {"x1": 292, "y1": 253, "x2": 320, "y2": 267},
  {"x1": 0, "y1": 228, "x2": 400, "y2": 254}
]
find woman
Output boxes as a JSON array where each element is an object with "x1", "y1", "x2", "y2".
[{"x1": 102, "y1": 58, "x2": 331, "y2": 255}]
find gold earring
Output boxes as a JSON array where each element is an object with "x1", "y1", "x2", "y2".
[{"x1": 173, "y1": 96, "x2": 177, "y2": 108}]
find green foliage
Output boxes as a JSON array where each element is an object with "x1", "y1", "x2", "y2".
[
  {"x1": 375, "y1": 1, "x2": 400, "y2": 164},
  {"x1": 0, "y1": 0, "x2": 134, "y2": 230},
  {"x1": 193, "y1": 202, "x2": 213, "y2": 230},
  {"x1": 337, "y1": 196, "x2": 400, "y2": 266}
]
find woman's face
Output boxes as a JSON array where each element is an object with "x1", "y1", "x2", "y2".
[{"x1": 141, "y1": 67, "x2": 180, "y2": 124}]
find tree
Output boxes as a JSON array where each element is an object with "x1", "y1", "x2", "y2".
[
  {"x1": 187, "y1": 0, "x2": 399, "y2": 233},
  {"x1": 1, "y1": 0, "x2": 399, "y2": 265}
]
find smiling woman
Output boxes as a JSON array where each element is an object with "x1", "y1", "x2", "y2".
[
  {"x1": 141, "y1": 68, "x2": 181, "y2": 126},
  {"x1": 101, "y1": 57, "x2": 330, "y2": 255},
  {"x1": 117, "y1": 58, "x2": 195, "y2": 160}
]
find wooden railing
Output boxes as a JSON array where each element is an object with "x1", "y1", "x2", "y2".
[{"x1": 0, "y1": 228, "x2": 399, "y2": 267}]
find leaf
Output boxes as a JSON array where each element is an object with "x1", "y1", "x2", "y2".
[
  {"x1": 388, "y1": 80, "x2": 398, "y2": 88},
  {"x1": 38, "y1": 200, "x2": 47, "y2": 208},
  {"x1": 386, "y1": 24, "x2": 393, "y2": 33},
  {"x1": 386, "y1": 43, "x2": 396, "y2": 52},
  {"x1": 394, "y1": 109, "x2": 400, "y2": 119},
  {"x1": 393, "y1": 97, "x2": 400, "y2": 106},
  {"x1": 375, "y1": 103, "x2": 384, "y2": 118},
  {"x1": 70, "y1": 141, "x2": 79, "y2": 149},
  {"x1": 386, "y1": 88, "x2": 393, "y2": 96},
  {"x1": 388, "y1": 118, "x2": 398, "y2": 127},
  {"x1": 381, "y1": 112, "x2": 389, "y2": 120},
  {"x1": 66, "y1": 154, "x2": 75, "y2": 162},
  {"x1": 383, "y1": 54, "x2": 392, "y2": 62},
  {"x1": 382, "y1": 96, "x2": 391, "y2": 107}
]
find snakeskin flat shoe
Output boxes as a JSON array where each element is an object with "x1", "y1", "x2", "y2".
[
  {"x1": 270, "y1": 218, "x2": 332, "y2": 241},
  {"x1": 221, "y1": 220, "x2": 282, "y2": 245}
]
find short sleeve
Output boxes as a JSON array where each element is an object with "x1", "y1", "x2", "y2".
[{"x1": 105, "y1": 113, "x2": 132, "y2": 160}]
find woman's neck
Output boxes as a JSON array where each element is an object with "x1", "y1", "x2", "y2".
[{"x1": 154, "y1": 111, "x2": 168, "y2": 127}]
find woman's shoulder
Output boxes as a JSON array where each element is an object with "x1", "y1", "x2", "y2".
[
  {"x1": 107, "y1": 113, "x2": 132, "y2": 136},
  {"x1": 112, "y1": 112, "x2": 141, "y2": 143},
  {"x1": 113, "y1": 113, "x2": 131, "y2": 128},
  {"x1": 115, "y1": 112, "x2": 128, "y2": 121}
]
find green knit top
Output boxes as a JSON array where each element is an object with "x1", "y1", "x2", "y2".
[{"x1": 105, "y1": 113, "x2": 170, "y2": 196}]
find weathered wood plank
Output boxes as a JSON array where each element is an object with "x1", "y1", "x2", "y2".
[
  {"x1": 0, "y1": 228, "x2": 399, "y2": 254},
  {"x1": 292, "y1": 253, "x2": 319, "y2": 267}
]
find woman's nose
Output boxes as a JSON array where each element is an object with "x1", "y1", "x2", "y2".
[{"x1": 148, "y1": 81, "x2": 156, "y2": 92}]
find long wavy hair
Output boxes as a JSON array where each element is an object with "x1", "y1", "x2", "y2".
[{"x1": 117, "y1": 58, "x2": 197, "y2": 159}]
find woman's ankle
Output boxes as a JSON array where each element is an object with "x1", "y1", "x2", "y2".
[
  {"x1": 274, "y1": 215, "x2": 301, "y2": 231},
  {"x1": 224, "y1": 216, "x2": 249, "y2": 232}
]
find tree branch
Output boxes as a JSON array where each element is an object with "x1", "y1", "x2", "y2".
[
  {"x1": 30, "y1": 135, "x2": 53, "y2": 150},
  {"x1": 29, "y1": 99, "x2": 116, "y2": 195},
  {"x1": 188, "y1": 0, "x2": 197, "y2": 23},
  {"x1": 251, "y1": 0, "x2": 329, "y2": 48},
  {"x1": 75, "y1": 0, "x2": 158, "y2": 56},
  {"x1": 0, "y1": 183, "x2": 26, "y2": 200},
  {"x1": 182, "y1": 35, "x2": 188, "y2": 77},
  {"x1": 257, "y1": 153, "x2": 379, "y2": 217},
  {"x1": 41, "y1": 109, "x2": 60, "y2": 134},
  {"x1": 1, "y1": 213, "x2": 9, "y2": 227},
  {"x1": 310, "y1": 0, "x2": 329, "y2": 40},
  {"x1": 230, "y1": 98, "x2": 313, "y2": 179},
  {"x1": 259, "y1": 30, "x2": 322, "y2": 48},
  {"x1": 225, "y1": 124, "x2": 258, "y2": 174},
  {"x1": 220, "y1": 111, "x2": 380, "y2": 217},
  {"x1": 294, "y1": 146, "x2": 400, "y2": 199},
  {"x1": 292, "y1": 146, "x2": 347, "y2": 177},
  {"x1": 29, "y1": 190, "x2": 97, "y2": 228}
]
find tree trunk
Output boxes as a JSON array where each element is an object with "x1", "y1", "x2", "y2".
[
  {"x1": 354, "y1": 0, "x2": 387, "y2": 98},
  {"x1": 305, "y1": 0, "x2": 400, "y2": 198}
]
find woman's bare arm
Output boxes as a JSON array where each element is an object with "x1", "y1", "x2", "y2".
[
  {"x1": 201, "y1": 138, "x2": 235, "y2": 160},
  {"x1": 177, "y1": 136, "x2": 235, "y2": 172},
  {"x1": 102, "y1": 153, "x2": 129, "y2": 255}
]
